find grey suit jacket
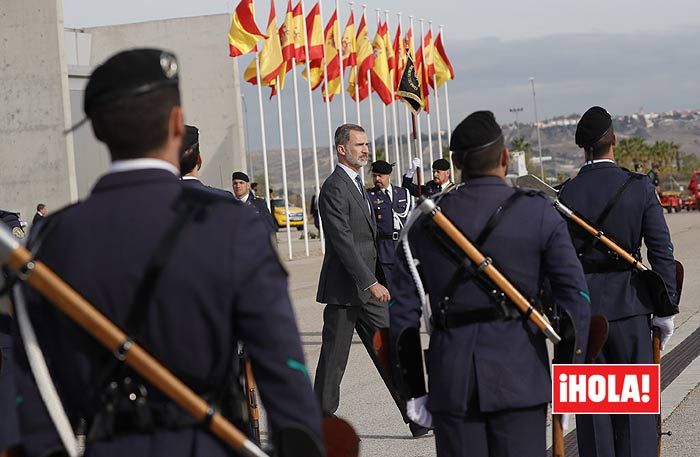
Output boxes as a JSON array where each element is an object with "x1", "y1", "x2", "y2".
[{"x1": 316, "y1": 166, "x2": 379, "y2": 306}]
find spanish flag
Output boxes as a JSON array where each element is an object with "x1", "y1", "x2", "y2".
[
  {"x1": 341, "y1": 12, "x2": 357, "y2": 68},
  {"x1": 348, "y1": 13, "x2": 373, "y2": 101},
  {"x1": 423, "y1": 30, "x2": 436, "y2": 88},
  {"x1": 415, "y1": 44, "x2": 430, "y2": 113},
  {"x1": 292, "y1": 1, "x2": 306, "y2": 63},
  {"x1": 370, "y1": 22, "x2": 393, "y2": 105},
  {"x1": 273, "y1": 0, "x2": 295, "y2": 96},
  {"x1": 433, "y1": 32, "x2": 455, "y2": 88},
  {"x1": 228, "y1": 0, "x2": 267, "y2": 57},
  {"x1": 243, "y1": 0, "x2": 283, "y2": 92},
  {"x1": 322, "y1": 10, "x2": 342, "y2": 102},
  {"x1": 392, "y1": 23, "x2": 406, "y2": 94},
  {"x1": 301, "y1": 2, "x2": 325, "y2": 90}
]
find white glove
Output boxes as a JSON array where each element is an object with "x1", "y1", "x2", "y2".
[
  {"x1": 405, "y1": 157, "x2": 422, "y2": 178},
  {"x1": 652, "y1": 315, "x2": 675, "y2": 350},
  {"x1": 561, "y1": 413, "x2": 574, "y2": 431},
  {"x1": 406, "y1": 394, "x2": 433, "y2": 428}
]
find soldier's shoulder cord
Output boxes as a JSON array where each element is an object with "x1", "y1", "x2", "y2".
[{"x1": 431, "y1": 181, "x2": 463, "y2": 206}]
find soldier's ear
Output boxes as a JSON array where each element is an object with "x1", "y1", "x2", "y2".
[
  {"x1": 451, "y1": 151, "x2": 462, "y2": 170},
  {"x1": 611, "y1": 133, "x2": 617, "y2": 147},
  {"x1": 500, "y1": 148, "x2": 509, "y2": 168}
]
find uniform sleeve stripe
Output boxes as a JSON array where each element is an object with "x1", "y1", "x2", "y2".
[
  {"x1": 579, "y1": 290, "x2": 591, "y2": 304},
  {"x1": 287, "y1": 358, "x2": 311, "y2": 381}
]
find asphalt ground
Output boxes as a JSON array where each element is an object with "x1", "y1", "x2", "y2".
[{"x1": 275, "y1": 210, "x2": 700, "y2": 457}]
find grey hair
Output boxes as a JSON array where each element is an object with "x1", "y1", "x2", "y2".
[{"x1": 334, "y1": 123, "x2": 365, "y2": 149}]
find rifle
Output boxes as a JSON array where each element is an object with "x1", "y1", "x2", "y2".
[
  {"x1": 415, "y1": 196, "x2": 561, "y2": 343},
  {"x1": 238, "y1": 349, "x2": 261, "y2": 444},
  {"x1": 0, "y1": 224, "x2": 358, "y2": 457},
  {"x1": 517, "y1": 174, "x2": 683, "y2": 456}
]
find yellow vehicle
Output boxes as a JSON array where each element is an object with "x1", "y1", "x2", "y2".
[{"x1": 270, "y1": 198, "x2": 305, "y2": 230}]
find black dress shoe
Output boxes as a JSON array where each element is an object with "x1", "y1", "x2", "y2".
[{"x1": 409, "y1": 422, "x2": 431, "y2": 437}]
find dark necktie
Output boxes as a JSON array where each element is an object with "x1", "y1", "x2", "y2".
[{"x1": 355, "y1": 176, "x2": 366, "y2": 199}]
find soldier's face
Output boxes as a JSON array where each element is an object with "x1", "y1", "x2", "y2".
[
  {"x1": 433, "y1": 169, "x2": 451, "y2": 186},
  {"x1": 340, "y1": 131, "x2": 369, "y2": 169},
  {"x1": 373, "y1": 173, "x2": 391, "y2": 189},
  {"x1": 232, "y1": 179, "x2": 250, "y2": 198}
]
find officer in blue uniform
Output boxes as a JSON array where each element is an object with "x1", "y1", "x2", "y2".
[
  {"x1": 11, "y1": 49, "x2": 322, "y2": 457},
  {"x1": 367, "y1": 160, "x2": 412, "y2": 289},
  {"x1": 390, "y1": 111, "x2": 591, "y2": 457},
  {"x1": 180, "y1": 124, "x2": 234, "y2": 199},
  {"x1": 231, "y1": 171, "x2": 277, "y2": 235},
  {"x1": 402, "y1": 158, "x2": 453, "y2": 197},
  {"x1": 0, "y1": 212, "x2": 22, "y2": 456},
  {"x1": 559, "y1": 106, "x2": 677, "y2": 457}
]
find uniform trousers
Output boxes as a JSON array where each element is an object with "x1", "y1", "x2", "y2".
[
  {"x1": 576, "y1": 314, "x2": 656, "y2": 457},
  {"x1": 432, "y1": 354, "x2": 546, "y2": 457},
  {"x1": 314, "y1": 301, "x2": 405, "y2": 418}
]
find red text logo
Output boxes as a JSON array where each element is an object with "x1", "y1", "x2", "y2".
[{"x1": 552, "y1": 364, "x2": 660, "y2": 414}]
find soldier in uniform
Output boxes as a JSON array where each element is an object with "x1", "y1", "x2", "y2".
[
  {"x1": 367, "y1": 160, "x2": 412, "y2": 288},
  {"x1": 0, "y1": 213, "x2": 21, "y2": 456},
  {"x1": 231, "y1": 171, "x2": 277, "y2": 234},
  {"x1": 179, "y1": 125, "x2": 234, "y2": 198},
  {"x1": 402, "y1": 157, "x2": 453, "y2": 198},
  {"x1": 11, "y1": 49, "x2": 322, "y2": 457},
  {"x1": 559, "y1": 106, "x2": 677, "y2": 457},
  {"x1": 390, "y1": 111, "x2": 591, "y2": 457}
]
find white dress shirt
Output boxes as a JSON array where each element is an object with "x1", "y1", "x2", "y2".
[{"x1": 108, "y1": 158, "x2": 180, "y2": 176}]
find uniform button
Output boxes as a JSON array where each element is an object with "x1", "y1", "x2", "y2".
[{"x1": 575, "y1": 348, "x2": 583, "y2": 355}]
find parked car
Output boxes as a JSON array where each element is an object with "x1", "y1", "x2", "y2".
[{"x1": 270, "y1": 198, "x2": 305, "y2": 230}]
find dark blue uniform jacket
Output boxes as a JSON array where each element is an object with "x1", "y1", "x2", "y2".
[
  {"x1": 12, "y1": 169, "x2": 321, "y2": 457},
  {"x1": 390, "y1": 176, "x2": 591, "y2": 415},
  {"x1": 401, "y1": 175, "x2": 445, "y2": 198},
  {"x1": 559, "y1": 162, "x2": 677, "y2": 320},
  {"x1": 367, "y1": 186, "x2": 410, "y2": 286}
]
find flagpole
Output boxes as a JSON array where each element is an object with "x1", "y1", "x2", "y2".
[
  {"x1": 441, "y1": 25, "x2": 454, "y2": 178},
  {"x1": 410, "y1": 15, "x2": 425, "y2": 177},
  {"x1": 254, "y1": 55, "x2": 272, "y2": 212},
  {"x1": 386, "y1": 10, "x2": 401, "y2": 185},
  {"x1": 336, "y1": 0, "x2": 347, "y2": 124},
  {"x1": 276, "y1": 76, "x2": 294, "y2": 260},
  {"x1": 350, "y1": 2, "x2": 361, "y2": 125},
  {"x1": 430, "y1": 21, "x2": 445, "y2": 168},
  {"x1": 320, "y1": 2, "x2": 335, "y2": 173},
  {"x1": 420, "y1": 19, "x2": 434, "y2": 174},
  {"x1": 376, "y1": 9, "x2": 389, "y2": 164},
  {"x1": 301, "y1": 0, "x2": 324, "y2": 254},
  {"x1": 399, "y1": 13, "x2": 412, "y2": 174},
  {"x1": 362, "y1": 5, "x2": 376, "y2": 164},
  {"x1": 291, "y1": 56, "x2": 310, "y2": 257}
]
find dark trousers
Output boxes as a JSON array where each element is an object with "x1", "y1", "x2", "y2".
[
  {"x1": 433, "y1": 407, "x2": 546, "y2": 457},
  {"x1": 314, "y1": 302, "x2": 406, "y2": 419},
  {"x1": 576, "y1": 314, "x2": 656, "y2": 457},
  {"x1": 433, "y1": 353, "x2": 546, "y2": 457}
]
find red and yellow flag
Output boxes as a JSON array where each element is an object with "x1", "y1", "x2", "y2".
[
  {"x1": 392, "y1": 23, "x2": 406, "y2": 93},
  {"x1": 371, "y1": 21, "x2": 392, "y2": 105},
  {"x1": 243, "y1": 0, "x2": 283, "y2": 91},
  {"x1": 228, "y1": 0, "x2": 267, "y2": 57},
  {"x1": 348, "y1": 13, "x2": 374, "y2": 101},
  {"x1": 433, "y1": 32, "x2": 455, "y2": 88},
  {"x1": 302, "y1": 2, "x2": 325, "y2": 90},
  {"x1": 415, "y1": 44, "x2": 429, "y2": 113},
  {"x1": 322, "y1": 10, "x2": 342, "y2": 102},
  {"x1": 292, "y1": 1, "x2": 306, "y2": 63},
  {"x1": 341, "y1": 12, "x2": 357, "y2": 68},
  {"x1": 272, "y1": 0, "x2": 295, "y2": 96},
  {"x1": 423, "y1": 30, "x2": 436, "y2": 88}
]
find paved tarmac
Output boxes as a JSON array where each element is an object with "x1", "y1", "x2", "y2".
[{"x1": 276, "y1": 210, "x2": 700, "y2": 457}]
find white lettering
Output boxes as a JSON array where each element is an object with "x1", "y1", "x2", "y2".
[
  {"x1": 588, "y1": 375, "x2": 606, "y2": 402},
  {"x1": 620, "y1": 375, "x2": 641, "y2": 402}
]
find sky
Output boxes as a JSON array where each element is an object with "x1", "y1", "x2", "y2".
[
  {"x1": 61, "y1": 1, "x2": 700, "y2": 150},
  {"x1": 63, "y1": 0, "x2": 700, "y2": 41}
]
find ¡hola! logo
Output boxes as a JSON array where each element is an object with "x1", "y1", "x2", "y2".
[{"x1": 552, "y1": 364, "x2": 660, "y2": 414}]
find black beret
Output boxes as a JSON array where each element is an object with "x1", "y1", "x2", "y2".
[
  {"x1": 371, "y1": 160, "x2": 394, "y2": 174},
  {"x1": 84, "y1": 48, "x2": 179, "y2": 116},
  {"x1": 432, "y1": 158, "x2": 451, "y2": 171},
  {"x1": 575, "y1": 106, "x2": 612, "y2": 147},
  {"x1": 450, "y1": 111, "x2": 503, "y2": 154},
  {"x1": 231, "y1": 171, "x2": 250, "y2": 182},
  {"x1": 182, "y1": 125, "x2": 199, "y2": 152}
]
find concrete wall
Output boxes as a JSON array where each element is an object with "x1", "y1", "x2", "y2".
[
  {"x1": 83, "y1": 14, "x2": 247, "y2": 191},
  {"x1": 0, "y1": 0, "x2": 78, "y2": 222}
]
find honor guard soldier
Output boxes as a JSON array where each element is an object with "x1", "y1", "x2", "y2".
[
  {"x1": 367, "y1": 160, "x2": 412, "y2": 288},
  {"x1": 559, "y1": 106, "x2": 678, "y2": 457},
  {"x1": 10, "y1": 49, "x2": 323, "y2": 457},
  {"x1": 0, "y1": 212, "x2": 21, "y2": 456},
  {"x1": 402, "y1": 157, "x2": 454, "y2": 198},
  {"x1": 231, "y1": 171, "x2": 277, "y2": 235},
  {"x1": 180, "y1": 125, "x2": 234, "y2": 198},
  {"x1": 390, "y1": 111, "x2": 591, "y2": 457}
]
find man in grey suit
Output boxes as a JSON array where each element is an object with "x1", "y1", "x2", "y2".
[{"x1": 315, "y1": 124, "x2": 428, "y2": 437}]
